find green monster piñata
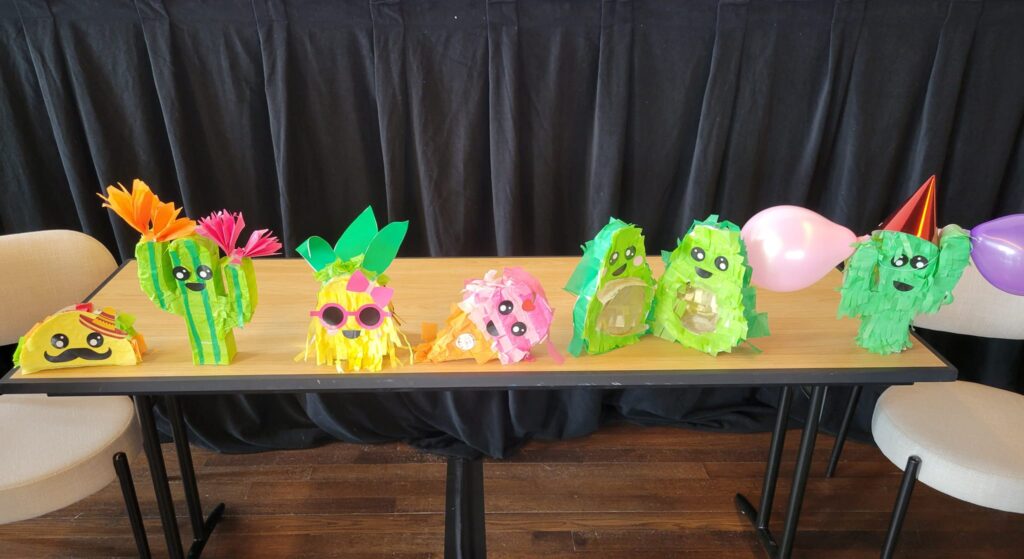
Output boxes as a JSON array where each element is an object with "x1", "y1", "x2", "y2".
[
  {"x1": 838, "y1": 176, "x2": 971, "y2": 354},
  {"x1": 650, "y1": 215, "x2": 769, "y2": 355},
  {"x1": 565, "y1": 218, "x2": 656, "y2": 355}
]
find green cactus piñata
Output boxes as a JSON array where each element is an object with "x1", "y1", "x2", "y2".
[
  {"x1": 100, "y1": 180, "x2": 280, "y2": 365},
  {"x1": 838, "y1": 227, "x2": 970, "y2": 354},
  {"x1": 136, "y1": 236, "x2": 257, "y2": 364}
]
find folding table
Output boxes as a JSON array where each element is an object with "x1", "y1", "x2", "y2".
[{"x1": 1, "y1": 257, "x2": 954, "y2": 558}]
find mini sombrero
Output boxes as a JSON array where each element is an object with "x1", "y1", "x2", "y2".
[{"x1": 79, "y1": 306, "x2": 128, "y2": 339}]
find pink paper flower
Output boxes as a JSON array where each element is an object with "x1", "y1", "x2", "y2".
[{"x1": 196, "y1": 210, "x2": 282, "y2": 264}]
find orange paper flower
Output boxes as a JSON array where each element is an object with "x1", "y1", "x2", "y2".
[{"x1": 99, "y1": 179, "x2": 195, "y2": 242}]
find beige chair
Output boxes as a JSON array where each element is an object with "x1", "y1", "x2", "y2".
[
  {"x1": 0, "y1": 230, "x2": 148, "y2": 556},
  {"x1": 872, "y1": 262, "x2": 1024, "y2": 557}
]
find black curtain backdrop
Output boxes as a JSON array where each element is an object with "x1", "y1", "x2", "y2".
[{"x1": 2, "y1": 0, "x2": 1022, "y2": 458}]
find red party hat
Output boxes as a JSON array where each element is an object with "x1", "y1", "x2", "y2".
[{"x1": 880, "y1": 175, "x2": 938, "y2": 243}]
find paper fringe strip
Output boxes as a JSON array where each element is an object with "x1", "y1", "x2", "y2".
[{"x1": 838, "y1": 226, "x2": 971, "y2": 354}]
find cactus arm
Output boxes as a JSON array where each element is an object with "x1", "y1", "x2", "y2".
[{"x1": 221, "y1": 256, "x2": 258, "y2": 328}]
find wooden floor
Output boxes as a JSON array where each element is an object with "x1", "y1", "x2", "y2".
[{"x1": 2, "y1": 423, "x2": 1022, "y2": 558}]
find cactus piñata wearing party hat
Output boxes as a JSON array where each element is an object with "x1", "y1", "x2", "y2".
[
  {"x1": 838, "y1": 176, "x2": 971, "y2": 354},
  {"x1": 99, "y1": 180, "x2": 281, "y2": 365},
  {"x1": 651, "y1": 215, "x2": 769, "y2": 355}
]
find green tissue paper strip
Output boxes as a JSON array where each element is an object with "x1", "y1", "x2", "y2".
[
  {"x1": 838, "y1": 226, "x2": 971, "y2": 354},
  {"x1": 650, "y1": 215, "x2": 768, "y2": 355},
  {"x1": 564, "y1": 218, "x2": 655, "y2": 356}
]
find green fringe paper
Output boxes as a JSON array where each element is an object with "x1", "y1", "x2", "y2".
[
  {"x1": 650, "y1": 215, "x2": 768, "y2": 355},
  {"x1": 565, "y1": 218, "x2": 655, "y2": 356},
  {"x1": 838, "y1": 226, "x2": 971, "y2": 354}
]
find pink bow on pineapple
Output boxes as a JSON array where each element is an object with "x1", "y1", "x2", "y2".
[{"x1": 196, "y1": 210, "x2": 282, "y2": 264}]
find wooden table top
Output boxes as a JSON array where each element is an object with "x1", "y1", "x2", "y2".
[{"x1": 1, "y1": 257, "x2": 954, "y2": 395}]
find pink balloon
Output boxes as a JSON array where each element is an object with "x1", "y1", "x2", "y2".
[{"x1": 741, "y1": 205, "x2": 857, "y2": 292}]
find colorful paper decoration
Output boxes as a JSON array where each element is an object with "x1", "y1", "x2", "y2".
[
  {"x1": 297, "y1": 207, "x2": 412, "y2": 372},
  {"x1": 839, "y1": 176, "x2": 971, "y2": 354},
  {"x1": 565, "y1": 218, "x2": 655, "y2": 356},
  {"x1": 100, "y1": 180, "x2": 280, "y2": 365},
  {"x1": 651, "y1": 215, "x2": 769, "y2": 355},
  {"x1": 416, "y1": 267, "x2": 559, "y2": 365},
  {"x1": 14, "y1": 303, "x2": 146, "y2": 374}
]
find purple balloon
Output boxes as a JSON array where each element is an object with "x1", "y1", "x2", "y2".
[{"x1": 971, "y1": 214, "x2": 1024, "y2": 296}]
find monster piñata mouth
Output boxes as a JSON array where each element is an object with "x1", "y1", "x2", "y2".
[
  {"x1": 185, "y1": 282, "x2": 206, "y2": 292},
  {"x1": 892, "y1": 281, "x2": 914, "y2": 292},
  {"x1": 694, "y1": 267, "x2": 712, "y2": 279},
  {"x1": 342, "y1": 329, "x2": 362, "y2": 339}
]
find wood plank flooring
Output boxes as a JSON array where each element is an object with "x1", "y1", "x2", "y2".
[{"x1": 1, "y1": 423, "x2": 1021, "y2": 558}]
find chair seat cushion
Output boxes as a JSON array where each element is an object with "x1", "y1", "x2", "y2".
[
  {"x1": 873, "y1": 381, "x2": 1024, "y2": 514},
  {"x1": 0, "y1": 394, "x2": 141, "y2": 524}
]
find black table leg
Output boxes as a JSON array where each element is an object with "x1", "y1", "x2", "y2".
[
  {"x1": 114, "y1": 451, "x2": 151, "y2": 559},
  {"x1": 166, "y1": 396, "x2": 224, "y2": 558},
  {"x1": 777, "y1": 385, "x2": 826, "y2": 558},
  {"x1": 735, "y1": 385, "x2": 793, "y2": 557},
  {"x1": 825, "y1": 385, "x2": 862, "y2": 478},
  {"x1": 135, "y1": 395, "x2": 184, "y2": 558},
  {"x1": 444, "y1": 456, "x2": 486, "y2": 559}
]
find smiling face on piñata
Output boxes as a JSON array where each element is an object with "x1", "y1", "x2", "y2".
[
  {"x1": 462, "y1": 268, "x2": 555, "y2": 364},
  {"x1": 651, "y1": 216, "x2": 767, "y2": 355},
  {"x1": 15, "y1": 305, "x2": 144, "y2": 374},
  {"x1": 305, "y1": 271, "x2": 403, "y2": 372},
  {"x1": 566, "y1": 219, "x2": 655, "y2": 355},
  {"x1": 838, "y1": 176, "x2": 971, "y2": 354}
]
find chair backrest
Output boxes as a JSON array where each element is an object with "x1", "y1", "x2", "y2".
[
  {"x1": 0, "y1": 230, "x2": 117, "y2": 345},
  {"x1": 912, "y1": 260, "x2": 1024, "y2": 340}
]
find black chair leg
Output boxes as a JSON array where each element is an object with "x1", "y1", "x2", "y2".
[
  {"x1": 881, "y1": 455, "x2": 921, "y2": 559},
  {"x1": 826, "y1": 385, "x2": 862, "y2": 478},
  {"x1": 113, "y1": 451, "x2": 152, "y2": 559}
]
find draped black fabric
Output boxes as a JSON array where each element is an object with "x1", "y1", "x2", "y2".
[{"x1": 2, "y1": 0, "x2": 1022, "y2": 458}]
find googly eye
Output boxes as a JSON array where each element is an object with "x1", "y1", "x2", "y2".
[
  {"x1": 691, "y1": 247, "x2": 705, "y2": 261},
  {"x1": 609, "y1": 251, "x2": 619, "y2": 265},
  {"x1": 910, "y1": 255, "x2": 929, "y2": 270},
  {"x1": 715, "y1": 256, "x2": 729, "y2": 271},
  {"x1": 624, "y1": 246, "x2": 636, "y2": 259},
  {"x1": 197, "y1": 265, "x2": 213, "y2": 280},
  {"x1": 51, "y1": 333, "x2": 68, "y2": 349},
  {"x1": 891, "y1": 255, "x2": 908, "y2": 267},
  {"x1": 172, "y1": 266, "x2": 191, "y2": 281},
  {"x1": 87, "y1": 332, "x2": 104, "y2": 348},
  {"x1": 510, "y1": 322, "x2": 527, "y2": 336},
  {"x1": 498, "y1": 301, "x2": 514, "y2": 315}
]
